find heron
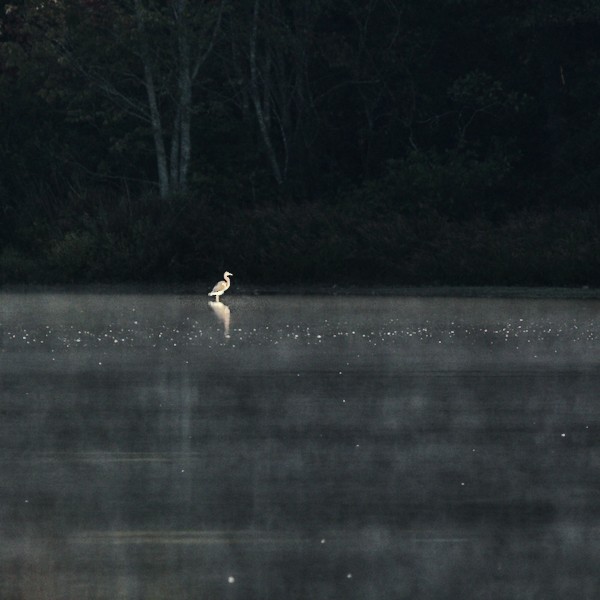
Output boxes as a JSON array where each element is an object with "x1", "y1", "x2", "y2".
[{"x1": 208, "y1": 271, "x2": 233, "y2": 302}]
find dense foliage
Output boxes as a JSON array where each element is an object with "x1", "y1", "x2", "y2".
[{"x1": 1, "y1": 0, "x2": 599, "y2": 285}]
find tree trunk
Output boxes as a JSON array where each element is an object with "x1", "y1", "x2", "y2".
[
  {"x1": 144, "y1": 65, "x2": 170, "y2": 199},
  {"x1": 178, "y1": 12, "x2": 193, "y2": 192},
  {"x1": 134, "y1": 0, "x2": 170, "y2": 198},
  {"x1": 170, "y1": 105, "x2": 181, "y2": 188},
  {"x1": 249, "y1": 0, "x2": 284, "y2": 185}
]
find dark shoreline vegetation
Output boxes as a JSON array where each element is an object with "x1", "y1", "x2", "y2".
[
  {"x1": 1, "y1": 197, "x2": 600, "y2": 287},
  {"x1": 1, "y1": 2, "x2": 600, "y2": 287}
]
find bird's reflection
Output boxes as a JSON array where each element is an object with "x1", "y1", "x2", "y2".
[{"x1": 208, "y1": 300, "x2": 231, "y2": 338}]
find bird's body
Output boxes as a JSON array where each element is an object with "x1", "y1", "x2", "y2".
[{"x1": 208, "y1": 271, "x2": 233, "y2": 301}]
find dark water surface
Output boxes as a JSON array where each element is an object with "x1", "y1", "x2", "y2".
[{"x1": 1, "y1": 292, "x2": 599, "y2": 599}]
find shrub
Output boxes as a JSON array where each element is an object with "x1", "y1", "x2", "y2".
[
  {"x1": 47, "y1": 230, "x2": 97, "y2": 282},
  {"x1": 0, "y1": 246, "x2": 38, "y2": 283},
  {"x1": 2, "y1": 183, "x2": 599, "y2": 287}
]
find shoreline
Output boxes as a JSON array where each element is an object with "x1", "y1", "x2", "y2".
[{"x1": 1, "y1": 283, "x2": 599, "y2": 300}]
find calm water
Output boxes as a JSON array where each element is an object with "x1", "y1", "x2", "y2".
[{"x1": 0, "y1": 292, "x2": 599, "y2": 599}]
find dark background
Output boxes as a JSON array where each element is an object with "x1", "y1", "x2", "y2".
[{"x1": 1, "y1": 0, "x2": 599, "y2": 286}]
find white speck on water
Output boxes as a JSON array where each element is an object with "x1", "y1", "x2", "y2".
[
  {"x1": 228, "y1": 576, "x2": 235, "y2": 584},
  {"x1": 561, "y1": 433, "x2": 566, "y2": 437},
  {"x1": 461, "y1": 482, "x2": 465, "y2": 486},
  {"x1": 346, "y1": 573, "x2": 352, "y2": 579},
  {"x1": 321, "y1": 539, "x2": 326, "y2": 544}
]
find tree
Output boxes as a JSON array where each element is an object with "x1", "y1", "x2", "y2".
[
  {"x1": 28, "y1": 0, "x2": 225, "y2": 199},
  {"x1": 225, "y1": 0, "x2": 324, "y2": 188}
]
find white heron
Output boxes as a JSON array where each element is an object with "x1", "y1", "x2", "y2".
[{"x1": 208, "y1": 271, "x2": 233, "y2": 301}]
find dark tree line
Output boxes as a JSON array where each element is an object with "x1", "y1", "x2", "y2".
[{"x1": 1, "y1": 0, "x2": 600, "y2": 285}]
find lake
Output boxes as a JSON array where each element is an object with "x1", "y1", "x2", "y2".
[{"x1": 0, "y1": 291, "x2": 598, "y2": 599}]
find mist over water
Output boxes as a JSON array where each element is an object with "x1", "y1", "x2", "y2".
[{"x1": 1, "y1": 292, "x2": 599, "y2": 599}]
